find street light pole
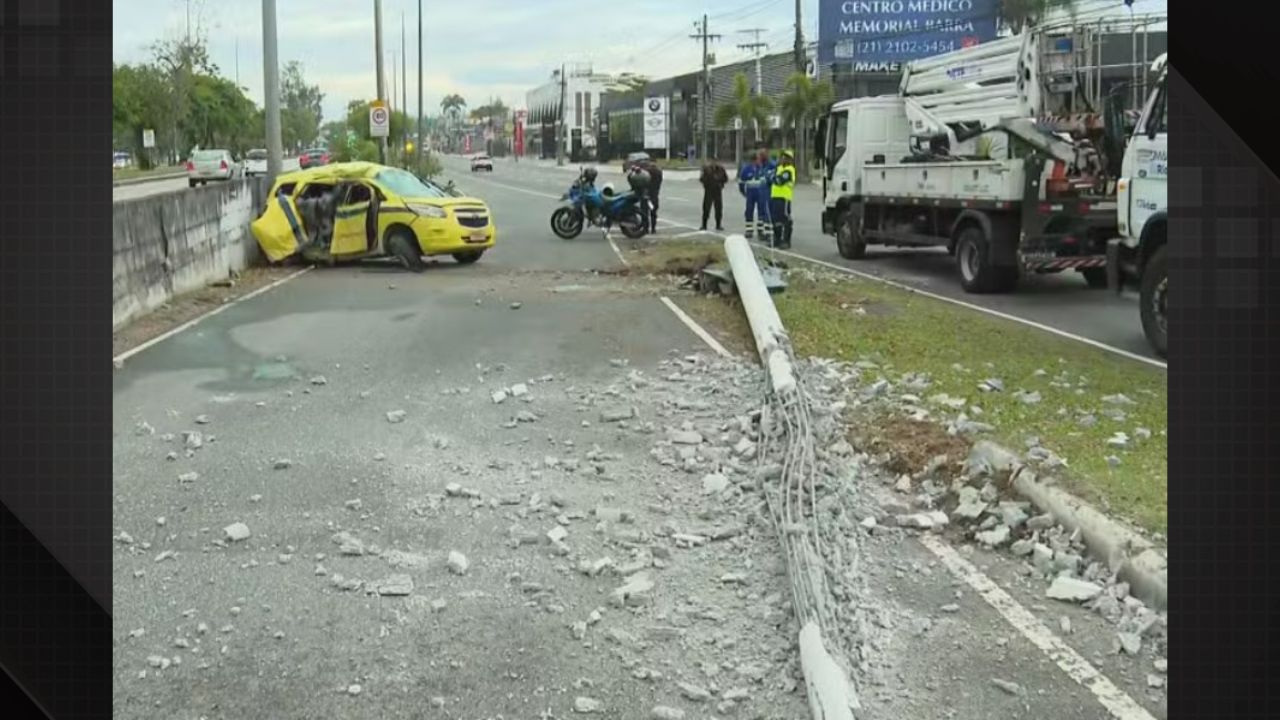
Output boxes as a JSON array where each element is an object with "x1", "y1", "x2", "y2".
[
  {"x1": 417, "y1": 0, "x2": 423, "y2": 169},
  {"x1": 262, "y1": 0, "x2": 283, "y2": 177},
  {"x1": 374, "y1": 0, "x2": 387, "y2": 164}
]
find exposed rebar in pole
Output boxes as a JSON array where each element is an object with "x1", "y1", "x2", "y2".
[
  {"x1": 417, "y1": 0, "x2": 423, "y2": 169},
  {"x1": 375, "y1": 0, "x2": 387, "y2": 164},
  {"x1": 262, "y1": 0, "x2": 283, "y2": 177}
]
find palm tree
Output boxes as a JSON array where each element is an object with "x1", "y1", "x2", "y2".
[
  {"x1": 714, "y1": 72, "x2": 774, "y2": 168},
  {"x1": 439, "y1": 94, "x2": 467, "y2": 151},
  {"x1": 779, "y1": 72, "x2": 834, "y2": 184},
  {"x1": 1000, "y1": 0, "x2": 1078, "y2": 33}
]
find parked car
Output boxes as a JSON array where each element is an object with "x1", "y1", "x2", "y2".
[
  {"x1": 252, "y1": 161, "x2": 496, "y2": 272},
  {"x1": 623, "y1": 151, "x2": 650, "y2": 171},
  {"x1": 113, "y1": 151, "x2": 132, "y2": 169},
  {"x1": 244, "y1": 148, "x2": 269, "y2": 177},
  {"x1": 299, "y1": 147, "x2": 330, "y2": 169},
  {"x1": 470, "y1": 154, "x2": 493, "y2": 172},
  {"x1": 186, "y1": 149, "x2": 239, "y2": 187}
]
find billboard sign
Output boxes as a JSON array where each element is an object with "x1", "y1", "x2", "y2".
[{"x1": 818, "y1": 0, "x2": 1001, "y2": 71}]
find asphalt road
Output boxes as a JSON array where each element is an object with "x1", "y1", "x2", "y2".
[
  {"x1": 464, "y1": 155, "x2": 1161, "y2": 363},
  {"x1": 111, "y1": 155, "x2": 1165, "y2": 718},
  {"x1": 113, "y1": 157, "x2": 301, "y2": 203}
]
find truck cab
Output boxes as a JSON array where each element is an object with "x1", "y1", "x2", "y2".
[{"x1": 1108, "y1": 53, "x2": 1168, "y2": 356}]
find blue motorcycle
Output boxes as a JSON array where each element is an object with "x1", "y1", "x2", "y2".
[{"x1": 550, "y1": 169, "x2": 646, "y2": 240}]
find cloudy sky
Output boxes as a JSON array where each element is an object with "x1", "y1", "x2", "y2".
[{"x1": 112, "y1": 0, "x2": 1167, "y2": 125}]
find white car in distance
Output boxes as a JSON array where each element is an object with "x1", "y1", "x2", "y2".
[
  {"x1": 244, "y1": 148, "x2": 269, "y2": 177},
  {"x1": 186, "y1": 149, "x2": 240, "y2": 187},
  {"x1": 470, "y1": 154, "x2": 493, "y2": 172}
]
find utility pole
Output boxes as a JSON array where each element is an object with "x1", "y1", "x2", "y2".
[
  {"x1": 691, "y1": 15, "x2": 721, "y2": 161},
  {"x1": 417, "y1": 0, "x2": 423, "y2": 169},
  {"x1": 389, "y1": 53, "x2": 396, "y2": 113},
  {"x1": 557, "y1": 64, "x2": 567, "y2": 166},
  {"x1": 374, "y1": 0, "x2": 387, "y2": 164},
  {"x1": 737, "y1": 28, "x2": 768, "y2": 96},
  {"x1": 401, "y1": 12, "x2": 407, "y2": 128},
  {"x1": 262, "y1": 0, "x2": 283, "y2": 177},
  {"x1": 793, "y1": 0, "x2": 804, "y2": 72},
  {"x1": 235, "y1": 37, "x2": 240, "y2": 88}
]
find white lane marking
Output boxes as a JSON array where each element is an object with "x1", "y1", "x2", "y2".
[
  {"x1": 113, "y1": 267, "x2": 313, "y2": 364},
  {"x1": 459, "y1": 174, "x2": 561, "y2": 200},
  {"x1": 659, "y1": 296, "x2": 733, "y2": 359},
  {"x1": 608, "y1": 235, "x2": 629, "y2": 267},
  {"x1": 919, "y1": 534, "x2": 1157, "y2": 720},
  {"x1": 637, "y1": 216, "x2": 1166, "y2": 370}
]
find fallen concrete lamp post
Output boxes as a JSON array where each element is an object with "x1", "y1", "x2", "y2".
[
  {"x1": 723, "y1": 234, "x2": 795, "y2": 396},
  {"x1": 723, "y1": 233, "x2": 858, "y2": 720}
]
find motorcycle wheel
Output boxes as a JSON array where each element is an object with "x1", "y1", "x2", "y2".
[
  {"x1": 618, "y1": 211, "x2": 646, "y2": 239},
  {"x1": 551, "y1": 207, "x2": 584, "y2": 239}
]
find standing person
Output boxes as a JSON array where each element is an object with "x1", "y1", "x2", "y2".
[
  {"x1": 640, "y1": 159, "x2": 663, "y2": 233},
  {"x1": 737, "y1": 150, "x2": 772, "y2": 242},
  {"x1": 769, "y1": 149, "x2": 796, "y2": 249},
  {"x1": 625, "y1": 161, "x2": 652, "y2": 233},
  {"x1": 699, "y1": 157, "x2": 728, "y2": 231}
]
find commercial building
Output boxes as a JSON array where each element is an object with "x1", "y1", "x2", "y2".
[{"x1": 525, "y1": 64, "x2": 629, "y2": 162}]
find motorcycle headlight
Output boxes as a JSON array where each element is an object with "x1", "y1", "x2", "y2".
[{"x1": 408, "y1": 203, "x2": 447, "y2": 219}]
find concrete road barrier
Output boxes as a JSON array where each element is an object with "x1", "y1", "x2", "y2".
[{"x1": 113, "y1": 177, "x2": 271, "y2": 329}]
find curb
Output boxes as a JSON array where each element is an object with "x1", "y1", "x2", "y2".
[
  {"x1": 113, "y1": 171, "x2": 186, "y2": 187},
  {"x1": 1006, "y1": 463, "x2": 1168, "y2": 611}
]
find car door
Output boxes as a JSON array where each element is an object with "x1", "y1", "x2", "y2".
[
  {"x1": 330, "y1": 182, "x2": 376, "y2": 256},
  {"x1": 250, "y1": 182, "x2": 307, "y2": 262},
  {"x1": 1127, "y1": 77, "x2": 1168, "y2": 240}
]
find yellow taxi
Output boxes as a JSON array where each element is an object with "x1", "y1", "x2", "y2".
[{"x1": 251, "y1": 161, "x2": 495, "y2": 271}]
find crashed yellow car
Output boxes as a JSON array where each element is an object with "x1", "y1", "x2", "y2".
[{"x1": 251, "y1": 161, "x2": 495, "y2": 271}]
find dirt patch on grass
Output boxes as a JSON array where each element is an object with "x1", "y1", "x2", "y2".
[
  {"x1": 849, "y1": 412, "x2": 971, "y2": 477},
  {"x1": 113, "y1": 265, "x2": 301, "y2": 358},
  {"x1": 621, "y1": 238, "x2": 726, "y2": 276}
]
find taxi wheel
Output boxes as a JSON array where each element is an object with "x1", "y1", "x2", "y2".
[
  {"x1": 453, "y1": 251, "x2": 484, "y2": 265},
  {"x1": 387, "y1": 231, "x2": 424, "y2": 273}
]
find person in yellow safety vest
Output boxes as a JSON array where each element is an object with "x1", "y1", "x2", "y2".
[{"x1": 769, "y1": 149, "x2": 796, "y2": 249}]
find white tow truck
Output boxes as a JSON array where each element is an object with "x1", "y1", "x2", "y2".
[
  {"x1": 817, "y1": 15, "x2": 1155, "y2": 294},
  {"x1": 1107, "y1": 54, "x2": 1168, "y2": 357}
]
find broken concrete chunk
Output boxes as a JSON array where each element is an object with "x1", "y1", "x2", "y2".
[
  {"x1": 975, "y1": 525, "x2": 1011, "y2": 548},
  {"x1": 609, "y1": 572, "x2": 654, "y2": 607},
  {"x1": 446, "y1": 551, "x2": 469, "y2": 575},
  {"x1": 385, "y1": 410, "x2": 407, "y2": 424},
  {"x1": 178, "y1": 471, "x2": 200, "y2": 484},
  {"x1": 966, "y1": 440, "x2": 1020, "y2": 478},
  {"x1": 991, "y1": 678, "x2": 1021, "y2": 695},
  {"x1": 668, "y1": 429, "x2": 703, "y2": 446},
  {"x1": 547, "y1": 526, "x2": 568, "y2": 544},
  {"x1": 1117, "y1": 631, "x2": 1142, "y2": 655},
  {"x1": 896, "y1": 511, "x2": 949, "y2": 530},
  {"x1": 377, "y1": 574, "x2": 414, "y2": 596},
  {"x1": 510, "y1": 383, "x2": 529, "y2": 398},
  {"x1": 701, "y1": 473, "x2": 729, "y2": 495},
  {"x1": 573, "y1": 696, "x2": 601, "y2": 713},
  {"x1": 1046, "y1": 576, "x2": 1103, "y2": 603},
  {"x1": 223, "y1": 523, "x2": 251, "y2": 542},
  {"x1": 678, "y1": 682, "x2": 711, "y2": 702},
  {"x1": 651, "y1": 707, "x2": 686, "y2": 720},
  {"x1": 600, "y1": 406, "x2": 636, "y2": 422},
  {"x1": 953, "y1": 486, "x2": 987, "y2": 520}
]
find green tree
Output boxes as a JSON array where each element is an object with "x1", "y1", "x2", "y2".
[
  {"x1": 779, "y1": 72, "x2": 835, "y2": 183},
  {"x1": 280, "y1": 61, "x2": 324, "y2": 150},
  {"x1": 150, "y1": 33, "x2": 218, "y2": 162},
  {"x1": 113, "y1": 62, "x2": 176, "y2": 168},
  {"x1": 714, "y1": 72, "x2": 774, "y2": 168}
]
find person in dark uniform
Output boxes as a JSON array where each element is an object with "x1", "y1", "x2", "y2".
[
  {"x1": 625, "y1": 162, "x2": 652, "y2": 232},
  {"x1": 639, "y1": 159, "x2": 663, "y2": 233},
  {"x1": 699, "y1": 158, "x2": 728, "y2": 231}
]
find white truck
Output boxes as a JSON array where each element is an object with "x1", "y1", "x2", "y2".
[
  {"x1": 816, "y1": 17, "x2": 1154, "y2": 294},
  {"x1": 1107, "y1": 54, "x2": 1168, "y2": 357}
]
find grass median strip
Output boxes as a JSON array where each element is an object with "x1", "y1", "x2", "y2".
[
  {"x1": 113, "y1": 165, "x2": 184, "y2": 181},
  {"x1": 622, "y1": 238, "x2": 1168, "y2": 534}
]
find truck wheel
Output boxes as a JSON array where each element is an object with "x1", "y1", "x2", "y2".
[
  {"x1": 835, "y1": 211, "x2": 866, "y2": 259},
  {"x1": 387, "y1": 230, "x2": 425, "y2": 273},
  {"x1": 1139, "y1": 246, "x2": 1167, "y2": 357},
  {"x1": 954, "y1": 225, "x2": 1000, "y2": 293},
  {"x1": 1080, "y1": 267, "x2": 1108, "y2": 289}
]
